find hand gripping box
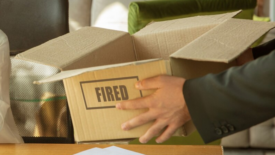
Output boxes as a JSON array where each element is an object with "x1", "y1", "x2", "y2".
[{"x1": 15, "y1": 11, "x2": 275, "y2": 142}]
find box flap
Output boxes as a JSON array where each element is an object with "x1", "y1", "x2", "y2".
[
  {"x1": 15, "y1": 27, "x2": 136, "y2": 71},
  {"x1": 171, "y1": 19, "x2": 275, "y2": 63},
  {"x1": 132, "y1": 11, "x2": 241, "y2": 60},
  {"x1": 135, "y1": 10, "x2": 240, "y2": 35},
  {"x1": 34, "y1": 59, "x2": 162, "y2": 84}
]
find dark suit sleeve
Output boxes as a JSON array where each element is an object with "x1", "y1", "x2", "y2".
[{"x1": 183, "y1": 49, "x2": 275, "y2": 144}]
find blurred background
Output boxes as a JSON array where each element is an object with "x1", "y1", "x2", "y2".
[{"x1": 69, "y1": 0, "x2": 275, "y2": 32}]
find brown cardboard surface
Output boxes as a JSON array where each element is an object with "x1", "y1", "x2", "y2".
[
  {"x1": 170, "y1": 58, "x2": 237, "y2": 80},
  {"x1": 62, "y1": 60, "x2": 171, "y2": 142},
  {"x1": 132, "y1": 11, "x2": 240, "y2": 60},
  {"x1": 34, "y1": 59, "x2": 161, "y2": 84},
  {"x1": 15, "y1": 27, "x2": 136, "y2": 71},
  {"x1": 171, "y1": 19, "x2": 275, "y2": 63}
]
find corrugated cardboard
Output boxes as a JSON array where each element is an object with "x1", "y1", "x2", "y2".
[
  {"x1": 133, "y1": 11, "x2": 240, "y2": 60},
  {"x1": 64, "y1": 59, "x2": 172, "y2": 142},
  {"x1": 15, "y1": 11, "x2": 275, "y2": 142},
  {"x1": 16, "y1": 27, "x2": 136, "y2": 70},
  {"x1": 34, "y1": 59, "x2": 173, "y2": 142}
]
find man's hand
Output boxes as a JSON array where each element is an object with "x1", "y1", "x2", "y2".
[{"x1": 116, "y1": 75, "x2": 191, "y2": 144}]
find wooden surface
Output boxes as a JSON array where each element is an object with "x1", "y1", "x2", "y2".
[{"x1": 0, "y1": 144, "x2": 223, "y2": 155}]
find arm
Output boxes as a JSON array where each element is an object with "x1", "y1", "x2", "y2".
[
  {"x1": 116, "y1": 43, "x2": 275, "y2": 144},
  {"x1": 184, "y1": 49, "x2": 275, "y2": 143}
]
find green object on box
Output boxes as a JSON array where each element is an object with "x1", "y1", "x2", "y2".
[
  {"x1": 128, "y1": 0, "x2": 256, "y2": 145},
  {"x1": 128, "y1": 0, "x2": 256, "y2": 34},
  {"x1": 253, "y1": 15, "x2": 271, "y2": 22}
]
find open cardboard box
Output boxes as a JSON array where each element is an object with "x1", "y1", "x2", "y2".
[{"x1": 15, "y1": 11, "x2": 275, "y2": 143}]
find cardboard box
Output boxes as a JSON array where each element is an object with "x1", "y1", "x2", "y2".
[
  {"x1": 44, "y1": 59, "x2": 173, "y2": 142},
  {"x1": 16, "y1": 11, "x2": 275, "y2": 142}
]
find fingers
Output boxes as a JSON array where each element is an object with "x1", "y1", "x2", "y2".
[
  {"x1": 156, "y1": 124, "x2": 179, "y2": 143},
  {"x1": 116, "y1": 75, "x2": 169, "y2": 110},
  {"x1": 116, "y1": 96, "x2": 151, "y2": 110},
  {"x1": 121, "y1": 111, "x2": 155, "y2": 131},
  {"x1": 135, "y1": 75, "x2": 167, "y2": 90},
  {"x1": 139, "y1": 120, "x2": 167, "y2": 143}
]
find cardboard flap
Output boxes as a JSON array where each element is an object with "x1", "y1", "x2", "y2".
[
  {"x1": 15, "y1": 27, "x2": 135, "y2": 70},
  {"x1": 132, "y1": 11, "x2": 241, "y2": 60},
  {"x1": 134, "y1": 10, "x2": 240, "y2": 35},
  {"x1": 34, "y1": 59, "x2": 162, "y2": 84},
  {"x1": 171, "y1": 19, "x2": 275, "y2": 63}
]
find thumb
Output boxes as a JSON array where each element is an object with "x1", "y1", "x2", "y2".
[{"x1": 135, "y1": 75, "x2": 166, "y2": 90}]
